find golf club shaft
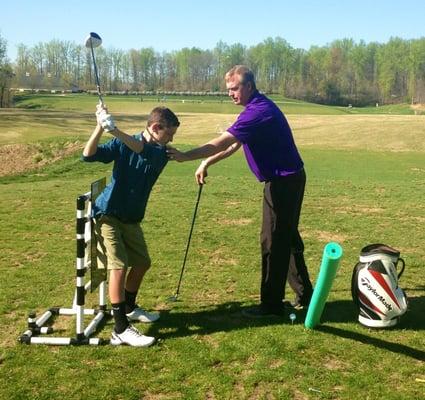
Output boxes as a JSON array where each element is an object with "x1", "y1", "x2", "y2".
[
  {"x1": 89, "y1": 42, "x2": 104, "y2": 105},
  {"x1": 173, "y1": 184, "x2": 203, "y2": 298}
]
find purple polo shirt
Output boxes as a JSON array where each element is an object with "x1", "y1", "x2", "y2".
[{"x1": 227, "y1": 91, "x2": 303, "y2": 182}]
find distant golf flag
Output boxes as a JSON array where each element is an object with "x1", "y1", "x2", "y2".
[{"x1": 304, "y1": 242, "x2": 343, "y2": 329}]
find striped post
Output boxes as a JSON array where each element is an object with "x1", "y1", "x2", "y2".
[
  {"x1": 76, "y1": 193, "x2": 90, "y2": 342},
  {"x1": 20, "y1": 180, "x2": 109, "y2": 346}
]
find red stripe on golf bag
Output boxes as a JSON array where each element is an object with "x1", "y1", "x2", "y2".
[
  {"x1": 369, "y1": 270, "x2": 400, "y2": 308},
  {"x1": 358, "y1": 292, "x2": 385, "y2": 315}
]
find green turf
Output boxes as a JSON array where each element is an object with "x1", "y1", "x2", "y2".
[
  {"x1": 12, "y1": 93, "x2": 418, "y2": 115},
  {"x1": 0, "y1": 97, "x2": 424, "y2": 399}
]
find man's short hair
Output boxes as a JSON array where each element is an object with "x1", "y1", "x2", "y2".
[
  {"x1": 225, "y1": 65, "x2": 256, "y2": 90},
  {"x1": 147, "y1": 107, "x2": 180, "y2": 128}
]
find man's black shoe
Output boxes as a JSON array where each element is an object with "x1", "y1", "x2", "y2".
[{"x1": 242, "y1": 305, "x2": 285, "y2": 318}]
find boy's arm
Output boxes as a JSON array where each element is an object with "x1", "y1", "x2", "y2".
[
  {"x1": 83, "y1": 125, "x2": 144, "y2": 158},
  {"x1": 96, "y1": 103, "x2": 144, "y2": 154},
  {"x1": 109, "y1": 127, "x2": 144, "y2": 154},
  {"x1": 83, "y1": 124, "x2": 104, "y2": 157}
]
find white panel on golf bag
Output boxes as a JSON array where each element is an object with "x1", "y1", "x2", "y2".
[{"x1": 351, "y1": 244, "x2": 407, "y2": 328}]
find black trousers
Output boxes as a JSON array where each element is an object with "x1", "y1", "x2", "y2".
[{"x1": 260, "y1": 169, "x2": 312, "y2": 309}]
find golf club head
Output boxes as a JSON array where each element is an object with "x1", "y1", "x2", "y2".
[
  {"x1": 85, "y1": 32, "x2": 102, "y2": 48},
  {"x1": 166, "y1": 294, "x2": 179, "y2": 303}
]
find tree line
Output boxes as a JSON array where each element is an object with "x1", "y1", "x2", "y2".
[
  {"x1": 0, "y1": 35, "x2": 14, "y2": 107},
  {"x1": 3, "y1": 34, "x2": 425, "y2": 106}
]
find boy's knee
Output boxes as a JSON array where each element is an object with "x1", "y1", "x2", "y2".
[
  {"x1": 131, "y1": 261, "x2": 151, "y2": 273},
  {"x1": 140, "y1": 255, "x2": 151, "y2": 271},
  {"x1": 141, "y1": 262, "x2": 151, "y2": 272}
]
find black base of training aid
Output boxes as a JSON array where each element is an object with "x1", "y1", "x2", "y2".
[{"x1": 19, "y1": 178, "x2": 111, "y2": 345}]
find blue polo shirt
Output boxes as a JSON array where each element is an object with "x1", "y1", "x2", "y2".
[
  {"x1": 227, "y1": 91, "x2": 303, "y2": 182},
  {"x1": 82, "y1": 134, "x2": 168, "y2": 223}
]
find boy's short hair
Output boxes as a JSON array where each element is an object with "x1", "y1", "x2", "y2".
[
  {"x1": 225, "y1": 65, "x2": 256, "y2": 90},
  {"x1": 147, "y1": 107, "x2": 180, "y2": 128}
]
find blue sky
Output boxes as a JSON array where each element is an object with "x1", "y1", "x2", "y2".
[{"x1": 2, "y1": 0, "x2": 425, "y2": 61}]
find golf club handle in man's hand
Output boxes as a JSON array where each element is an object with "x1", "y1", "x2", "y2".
[{"x1": 195, "y1": 160, "x2": 209, "y2": 185}]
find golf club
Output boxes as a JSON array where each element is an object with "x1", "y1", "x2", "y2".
[
  {"x1": 84, "y1": 32, "x2": 104, "y2": 105},
  {"x1": 167, "y1": 184, "x2": 203, "y2": 302}
]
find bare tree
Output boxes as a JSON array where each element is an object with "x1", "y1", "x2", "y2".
[{"x1": 0, "y1": 34, "x2": 13, "y2": 107}]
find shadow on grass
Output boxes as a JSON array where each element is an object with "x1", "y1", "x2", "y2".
[
  {"x1": 321, "y1": 296, "x2": 425, "y2": 330},
  {"x1": 150, "y1": 301, "x2": 286, "y2": 340},
  {"x1": 316, "y1": 325, "x2": 425, "y2": 361},
  {"x1": 147, "y1": 297, "x2": 425, "y2": 361},
  {"x1": 319, "y1": 296, "x2": 425, "y2": 361}
]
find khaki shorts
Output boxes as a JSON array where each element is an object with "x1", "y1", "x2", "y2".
[{"x1": 95, "y1": 215, "x2": 151, "y2": 270}]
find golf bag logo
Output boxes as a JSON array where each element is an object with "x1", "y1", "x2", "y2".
[{"x1": 351, "y1": 244, "x2": 407, "y2": 328}]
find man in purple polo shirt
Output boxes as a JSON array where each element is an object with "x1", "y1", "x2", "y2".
[{"x1": 167, "y1": 65, "x2": 312, "y2": 317}]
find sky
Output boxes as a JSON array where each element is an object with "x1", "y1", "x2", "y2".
[{"x1": 2, "y1": 0, "x2": 425, "y2": 61}]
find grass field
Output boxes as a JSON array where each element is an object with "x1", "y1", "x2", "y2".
[{"x1": 0, "y1": 95, "x2": 424, "y2": 399}]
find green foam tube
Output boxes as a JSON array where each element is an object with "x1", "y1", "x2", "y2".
[{"x1": 304, "y1": 242, "x2": 343, "y2": 329}]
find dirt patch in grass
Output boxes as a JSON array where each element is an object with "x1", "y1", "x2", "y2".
[
  {"x1": 1, "y1": 311, "x2": 29, "y2": 348},
  {"x1": 217, "y1": 218, "x2": 253, "y2": 226},
  {"x1": 198, "y1": 334, "x2": 220, "y2": 349},
  {"x1": 143, "y1": 391, "x2": 184, "y2": 400},
  {"x1": 303, "y1": 229, "x2": 348, "y2": 243},
  {"x1": 0, "y1": 141, "x2": 83, "y2": 177},
  {"x1": 411, "y1": 103, "x2": 425, "y2": 114},
  {"x1": 323, "y1": 356, "x2": 349, "y2": 370},
  {"x1": 199, "y1": 248, "x2": 238, "y2": 266},
  {"x1": 335, "y1": 205, "x2": 385, "y2": 215}
]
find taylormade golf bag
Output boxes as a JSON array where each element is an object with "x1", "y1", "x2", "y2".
[{"x1": 351, "y1": 244, "x2": 407, "y2": 328}]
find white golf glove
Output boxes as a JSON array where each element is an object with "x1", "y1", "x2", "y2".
[
  {"x1": 97, "y1": 110, "x2": 116, "y2": 132},
  {"x1": 95, "y1": 102, "x2": 106, "y2": 119}
]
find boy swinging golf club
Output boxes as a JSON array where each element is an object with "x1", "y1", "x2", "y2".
[{"x1": 83, "y1": 102, "x2": 180, "y2": 346}]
